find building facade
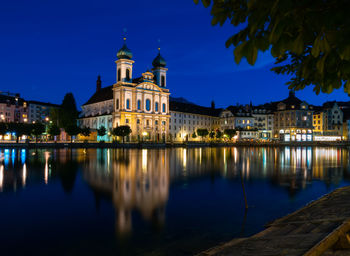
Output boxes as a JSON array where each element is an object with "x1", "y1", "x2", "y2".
[
  {"x1": 79, "y1": 41, "x2": 170, "y2": 142},
  {"x1": 0, "y1": 92, "x2": 28, "y2": 123},
  {"x1": 28, "y1": 101, "x2": 60, "y2": 123},
  {"x1": 273, "y1": 91, "x2": 314, "y2": 141}
]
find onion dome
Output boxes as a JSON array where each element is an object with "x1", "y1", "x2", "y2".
[
  {"x1": 117, "y1": 41, "x2": 133, "y2": 60},
  {"x1": 152, "y1": 51, "x2": 166, "y2": 68}
]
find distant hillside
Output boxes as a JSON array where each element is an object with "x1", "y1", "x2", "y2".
[{"x1": 169, "y1": 96, "x2": 194, "y2": 105}]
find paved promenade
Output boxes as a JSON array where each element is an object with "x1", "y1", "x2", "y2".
[{"x1": 198, "y1": 186, "x2": 350, "y2": 256}]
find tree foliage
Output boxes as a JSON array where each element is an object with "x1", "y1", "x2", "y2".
[
  {"x1": 194, "y1": 0, "x2": 350, "y2": 94},
  {"x1": 7, "y1": 123, "x2": 32, "y2": 143},
  {"x1": 80, "y1": 126, "x2": 91, "y2": 137},
  {"x1": 192, "y1": 132, "x2": 197, "y2": 139},
  {"x1": 32, "y1": 122, "x2": 46, "y2": 142},
  {"x1": 65, "y1": 124, "x2": 80, "y2": 142},
  {"x1": 209, "y1": 130, "x2": 215, "y2": 139},
  {"x1": 197, "y1": 128, "x2": 209, "y2": 140},
  {"x1": 97, "y1": 126, "x2": 107, "y2": 137},
  {"x1": 216, "y1": 130, "x2": 222, "y2": 139},
  {"x1": 112, "y1": 125, "x2": 132, "y2": 143},
  {"x1": 59, "y1": 93, "x2": 79, "y2": 129},
  {"x1": 224, "y1": 129, "x2": 236, "y2": 140},
  {"x1": 48, "y1": 124, "x2": 61, "y2": 141},
  {"x1": 48, "y1": 124, "x2": 61, "y2": 137}
]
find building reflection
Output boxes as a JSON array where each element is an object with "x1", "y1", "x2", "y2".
[
  {"x1": 0, "y1": 146, "x2": 348, "y2": 232},
  {"x1": 83, "y1": 149, "x2": 170, "y2": 235}
]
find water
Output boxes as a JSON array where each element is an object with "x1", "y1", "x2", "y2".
[{"x1": 0, "y1": 147, "x2": 349, "y2": 255}]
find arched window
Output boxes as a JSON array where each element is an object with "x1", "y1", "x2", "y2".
[
  {"x1": 116, "y1": 99, "x2": 119, "y2": 110},
  {"x1": 155, "y1": 102, "x2": 159, "y2": 112},
  {"x1": 117, "y1": 68, "x2": 121, "y2": 82},
  {"x1": 162, "y1": 103, "x2": 166, "y2": 112},
  {"x1": 126, "y1": 69, "x2": 130, "y2": 81},
  {"x1": 161, "y1": 75, "x2": 165, "y2": 87},
  {"x1": 146, "y1": 99, "x2": 151, "y2": 111},
  {"x1": 137, "y1": 100, "x2": 141, "y2": 110},
  {"x1": 126, "y1": 99, "x2": 130, "y2": 110}
]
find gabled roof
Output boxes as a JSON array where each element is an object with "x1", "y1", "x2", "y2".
[
  {"x1": 82, "y1": 86, "x2": 113, "y2": 106},
  {"x1": 169, "y1": 100, "x2": 222, "y2": 117}
]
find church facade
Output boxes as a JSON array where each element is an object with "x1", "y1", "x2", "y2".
[{"x1": 79, "y1": 40, "x2": 170, "y2": 141}]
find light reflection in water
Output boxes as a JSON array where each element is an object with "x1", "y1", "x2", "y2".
[
  {"x1": 0, "y1": 146, "x2": 348, "y2": 236},
  {"x1": 0, "y1": 164, "x2": 3, "y2": 191},
  {"x1": 22, "y1": 163, "x2": 27, "y2": 186},
  {"x1": 44, "y1": 151, "x2": 50, "y2": 184}
]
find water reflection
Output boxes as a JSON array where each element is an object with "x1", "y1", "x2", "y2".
[
  {"x1": 83, "y1": 149, "x2": 170, "y2": 235},
  {"x1": 0, "y1": 147, "x2": 349, "y2": 235}
]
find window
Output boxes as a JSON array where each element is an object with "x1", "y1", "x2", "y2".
[
  {"x1": 126, "y1": 69, "x2": 130, "y2": 80},
  {"x1": 146, "y1": 99, "x2": 151, "y2": 111},
  {"x1": 155, "y1": 102, "x2": 159, "y2": 112},
  {"x1": 161, "y1": 75, "x2": 165, "y2": 87},
  {"x1": 162, "y1": 121, "x2": 166, "y2": 125},
  {"x1": 116, "y1": 99, "x2": 119, "y2": 110},
  {"x1": 162, "y1": 103, "x2": 166, "y2": 112},
  {"x1": 146, "y1": 120, "x2": 149, "y2": 126},
  {"x1": 126, "y1": 99, "x2": 130, "y2": 110},
  {"x1": 155, "y1": 120, "x2": 158, "y2": 125},
  {"x1": 137, "y1": 100, "x2": 141, "y2": 110},
  {"x1": 137, "y1": 119, "x2": 140, "y2": 124},
  {"x1": 125, "y1": 119, "x2": 129, "y2": 124},
  {"x1": 117, "y1": 68, "x2": 121, "y2": 81}
]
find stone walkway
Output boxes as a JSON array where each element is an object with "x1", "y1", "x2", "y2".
[{"x1": 198, "y1": 187, "x2": 350, "y2": 256}]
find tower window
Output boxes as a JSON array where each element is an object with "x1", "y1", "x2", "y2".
[
  {"x1": 137, "y1": 100, "x2": 141, "y2": 110},
  {"x1": 155, "y1": 102, "x2": 159, "y2": 112},
  {"x1": 162, "y1": 103, "x2": 166, "y2": 113},
  {"x1": 146, "y1": 99, "x2": 151, "y2": 111},
  {"x1": 126, "y1": 69, "x2": 131, "y2": 81},
  {"x1": 116, "y1": 99, "x2": 119, "y2": 110},
  {"x1": 161, "y1": 75, "x2": 165, "y2": 87},
  {"x1": 126, "y1": 99, "x2": 130, "y2": 110},
  {"x1": 117, "y1": 68, "x2": 121, "y2": 82}
]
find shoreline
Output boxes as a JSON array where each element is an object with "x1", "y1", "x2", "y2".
[{"x1": 0, "y1": 141, "x2": 348, "y2": 149}]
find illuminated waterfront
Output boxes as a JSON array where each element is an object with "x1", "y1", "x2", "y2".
[{"x1": 0, "y1": 147, "x2": 350, "y2": 255}]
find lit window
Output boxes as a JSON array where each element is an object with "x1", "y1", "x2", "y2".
[
  {"x1": 137, "y1": 100, "x2": 141, "y2": 110},
  {"x1": 126, "y1": 99, "x2": 130, "y2": 109},
  {"x1": 146, "y1": 99, "x2": 151, "y2": 111}
]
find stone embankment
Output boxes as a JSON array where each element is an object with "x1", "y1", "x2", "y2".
[{"x1": 198, "y1": 186, "x2": 350, "y2": 256}]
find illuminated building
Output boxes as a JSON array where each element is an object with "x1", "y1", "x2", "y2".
[
  {"x1": 27, "y1": 100, "x2": 60, "y2": 123},
  {"x1": 169, "y1": 100, "x2": 221, "y2": 141},
  {"x1": 312, "y1": 102, "x2": 343, "y2": 141},
  {"x1": 79, "y1": 76, "x2": 114, "y2": 141},
  {"x1": 79, "y1": 39, "x2": 170, "y2": 141},
  {"x1": 0, "y1": 92, "x2": 27, "y2": 123},
  {"x1": 272, "y1": 91, "x2": 314, "y2": 141},
  {"x1": 219, "y1": 105, "x2": 258, "y2": 140},
  {"x1": 252, "y1": 107, "x2": 274, "y2": 140}
]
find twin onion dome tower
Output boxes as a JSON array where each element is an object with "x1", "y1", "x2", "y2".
[{"x1": 115, "y1": 38, "x2": 167, "y2": 88}]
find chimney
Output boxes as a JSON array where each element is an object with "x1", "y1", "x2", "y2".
[{"x1": 96, "y1": 75, "x2": 102, "y2": 92}]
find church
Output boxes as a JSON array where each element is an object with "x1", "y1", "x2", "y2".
[{"x1": 79, "y1": 39, "x2": 170, "y2": 142}]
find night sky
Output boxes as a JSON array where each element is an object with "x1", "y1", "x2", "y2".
[{"x1": 1, "y1": 0, "x2": 349, "y2": 109}]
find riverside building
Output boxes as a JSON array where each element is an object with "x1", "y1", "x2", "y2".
[{"x1": 79, "y1": 39, "x2": 170, "y2": 141}]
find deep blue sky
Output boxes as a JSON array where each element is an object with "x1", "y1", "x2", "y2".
[{"x1": 1, "y1": 0, "x2": 349, "y2": 109}]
